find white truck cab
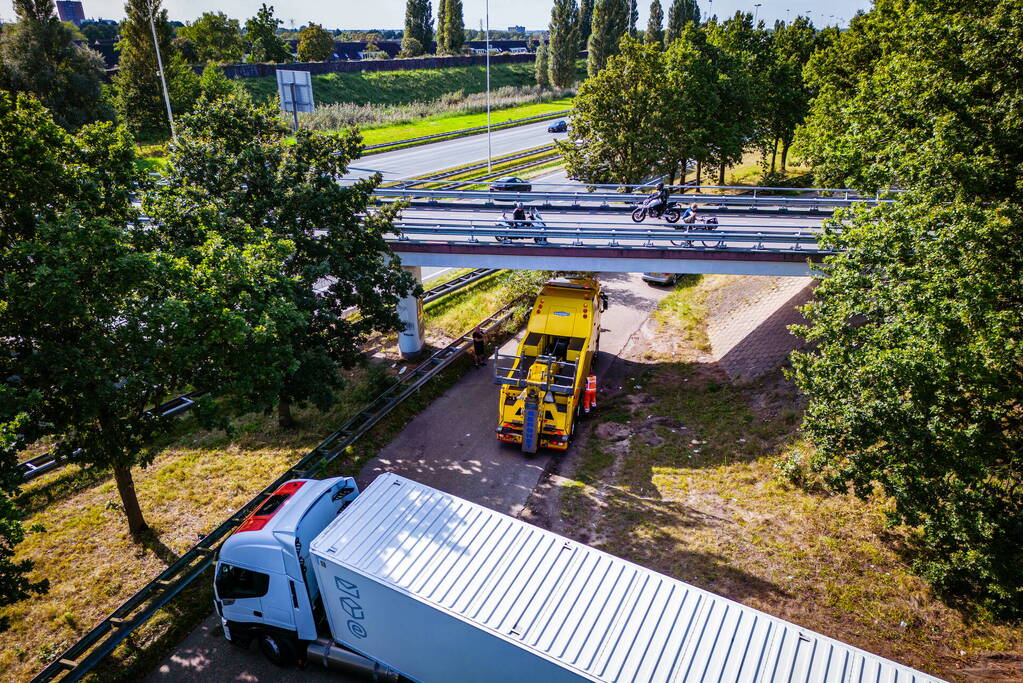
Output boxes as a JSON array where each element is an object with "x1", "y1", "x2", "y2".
[{"x1": 214, "y1": 476, "x2": 358, "y2": 665}]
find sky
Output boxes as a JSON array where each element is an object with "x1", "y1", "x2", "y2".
[{"x1": 1, "y1": 0, "x2": 874, "y2": 31}]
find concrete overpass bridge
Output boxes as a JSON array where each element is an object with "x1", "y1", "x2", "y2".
[{"x1": 384, "y1": 205, "x2": 833, "y2": 358}]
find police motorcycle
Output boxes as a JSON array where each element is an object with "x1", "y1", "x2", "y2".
[{"x1": 496, "y1": 203, "x2": 549, "y2": 244}]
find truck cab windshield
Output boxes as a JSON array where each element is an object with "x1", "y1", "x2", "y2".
[{"x1": 216, "y1": 563, "x2": 270, "y2": 600}]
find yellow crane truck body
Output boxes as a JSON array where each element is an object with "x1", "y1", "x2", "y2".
[{"x1": 494, "y1": 277, "x2": 603, "y2": 453}]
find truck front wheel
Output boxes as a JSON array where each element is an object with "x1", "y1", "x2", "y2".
[{"x1": 258, "y1": 631, "x2": 297, "y2": 667}]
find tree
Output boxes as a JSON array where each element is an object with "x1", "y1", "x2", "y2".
[
  {"x1": 705, "y1": 12, "x2": 772, "y2": 181},
  {"x1": 177, "y1": 11, "x2": 244, "y2": 64},
  {"x1": 0, "y1": 415, "x2": 49, "y2": 632},
  {"x1": 645, "y1": 0, "x2": 664, "y2": 45},
  {"x1": 665, "y1": 0, "x2": 700, "y2": 44},
  {"x1": 534, "y1": 36, "x2": 550, "y2": 87},
  {"x1": 0, "y1": 0, "x2": 109, "y2": 129},
  {"x1": 1, "y1": 93, "x2": 302, "y2": 537},
  {"x1": 798, "y1": 0, "x2": 1023, "y2": 202},
  {"x1": 660, "y1": 25, "x2": 728, "y2": 184},
  {"x1": 403, "y1": 0, "x2": 433, "y2": 53},
  {"x1": 790, "y1": 0, "x2": 1023, "y2": 616},
  {"x1": 244, "y1": 3, "x2": 292, "y2": 63},
  {"x1": 764, "y1": 16, "x2": 819, "y2": 172},
  {"x1": 400, "y1": 35, "x2": 424, "y2": 58},
  {"x1": 561, "y1": 38, "x2": 670, "y2": 185},
  {"x1": 579, "y1": 0, "x2": 594, "y2": 50},
  {"x1": 79, "y1": 20, "x2": 119, "y2": 41},
  {"x1": 436, "y1": 0, "x2": 447, "y2": 53},
  {"x1": 157, "y1": 93, "x2": 419, "y2": 428},
  {"x1": 298, "y1": 22, "x2": 334, "y2": 61},
  {"x1": 441, "y1": 0, "x2": 464, "y2": 54},
  {"x1": 198, "y1": 62, "x2": 239, "y2": 100},
  {"x1": 789, "y1": 197, "x2": 1023, "y2": 617},
  {"x1": 629, "y1": 0, "x2": 638, "y2": 36},
  {"x1": 113, "y1": 0, "x2": 199, "y2": 139},
  {"x1": 548, "y1": 0, "x2": 580, "y2": 88},
  {"x1": 587, "y1": 0, "x2": 630, "y2": 76}
]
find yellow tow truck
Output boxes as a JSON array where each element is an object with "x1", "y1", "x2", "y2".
[{"x1": 493, "y1": 276, "x2": 607, "y2": 453}]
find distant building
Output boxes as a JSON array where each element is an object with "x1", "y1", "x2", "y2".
[
  {"x1": 507, "y1": 25, "x2": 525, "y2": 33},
  {"x1": 55, "y1": 0, "x2": 86, "y2": 25}
]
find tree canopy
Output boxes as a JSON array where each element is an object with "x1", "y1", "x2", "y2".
[
  {"x1": 403, "y1": 0, "x2": 433, "y2": 54},
  {"x1": 790, "y1": 0, "x2": 1023, "y2": 616},
  {"x1": 1, "y1": 92, "x2": 303, "y2": 536},
  {"x1": 645, "y1": 0, "x2": 664, "y2": 46},
  {"x1": 113, "y1": 0, "x2": 198, "y2": 139},
  {"x1": 244, "y1": 3, "x2": 292, "y2": 63},
  {"x1": 297, "y1": 22, "x2": 334, "y2": 62},
  {"x1": 176, "y1": 11, "x2": 244, "y2": 64},
  {"x1": 0, "y1": 0, "x2": 110, "y2": 129},
  {"x1": 548, "y1": 0, "x2": 580, "y2": 88},
  {"x1": 587, "y1": 0, "x2": 630, "y2": 76},
  {"x1": 153, "y1": 92, "x2": 419, "y2": 428}
]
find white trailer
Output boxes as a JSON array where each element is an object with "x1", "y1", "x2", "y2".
[{"x1": 214, "y1": 473, "x2": 944, "y2": 682}]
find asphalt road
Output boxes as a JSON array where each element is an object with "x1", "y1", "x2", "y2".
[
  {"x1": 345, "y1": 120, "x2": 569, "y2": 182},
  {"x1": 144, "y1": 271, "x2": 670, "y2": 683}
]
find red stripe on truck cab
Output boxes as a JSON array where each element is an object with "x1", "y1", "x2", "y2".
[{"x1": 235, "y1": 480, "x2": 306, "y2": 533}]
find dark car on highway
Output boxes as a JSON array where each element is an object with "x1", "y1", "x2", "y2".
[
  {"x1": 547, "y1": 120, "x2": 568, "y2": 133},
  {"x1": 489, "y1": 176, "x2": 532, "y2": 194}
]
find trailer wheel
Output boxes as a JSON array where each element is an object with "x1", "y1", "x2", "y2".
[{"x1": 258, "y1": 631, "x2": 296, "y2": 667}]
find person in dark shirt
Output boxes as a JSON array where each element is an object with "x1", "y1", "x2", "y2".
[
  {"x1": 645, "y1": 182, "x2": 669, "y2": 215},
  {"x1": 471, "y1": 326, "x2": 488, "y2": 368}
]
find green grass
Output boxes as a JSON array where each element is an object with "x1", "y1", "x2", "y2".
[
  {"x1": 361, "y1": 98, "x2": 573, "y2": 147},
  {"x1": 240, "y1": 62, "x2": 569, "y2": 107}
]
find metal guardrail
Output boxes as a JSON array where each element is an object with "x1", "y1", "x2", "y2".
[
  {"x1": 390, "y1": 219, "x2": 827, "y2": 253},
  {"x1": 374, "y1": 187, "x2": 893, "y2": 210},
  {"x1": 391, "y1": 145, "x2": 555, "y2": 189},
  {"x1": 363, "y1": 110, "x2": 571, "y2": 153},
  {"x1": 31, "y1": 297, "x2": 529, "y2": 683},
  {"x1": 18, "y1": 391, "x2": 207, "y2": 483},
  {"x1": 422, "y1": 268, "x2": 500, "y2": 304}
]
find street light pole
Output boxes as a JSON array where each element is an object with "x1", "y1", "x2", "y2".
[
  {"x1": 753, "y1": 3, "x2": 762, "y2": 23},
  {"x1": 148, "y1": 0, "x2": 176, "y2": 143},
  {"x1": 486, "y1": 0, "x2": 492, "y2": 174}
]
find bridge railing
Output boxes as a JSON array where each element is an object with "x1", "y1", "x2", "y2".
[
  {"x1": 390, "y1": 220, "x2": 829, "y2": 252},
  {"x1": 374, "y1": 187, "x2": 893, "y2": 210}
]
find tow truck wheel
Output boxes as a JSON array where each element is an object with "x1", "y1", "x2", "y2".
[{"x1": 258, "y1": 631, "x2": 296, "y2": 667}]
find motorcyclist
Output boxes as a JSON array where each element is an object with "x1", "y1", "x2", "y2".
[
  {"x1": 509, "y1": 202, "x2": 533, "y2": 229},
  {"x1": 644, "y1": 182, "x2": 669, "y2": 215}
]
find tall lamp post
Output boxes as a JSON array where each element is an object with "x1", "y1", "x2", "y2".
[
  {"x1": 148, "y1": 0, "x2": 176, "y2": 143},
  {"x1": 753, "y1": 3, "x2": 762, "y2": 23},
  {"x1": 486, "y1": 0, "x2": 492, "y2": 173}
]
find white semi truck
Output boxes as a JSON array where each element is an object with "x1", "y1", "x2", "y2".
[{"x1": 213, "y1": 473, "x2": 941, "y2": 682}]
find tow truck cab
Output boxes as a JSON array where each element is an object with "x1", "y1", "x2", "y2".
[{"x1": 213, "y1": 477, "x2": 358, "y2": 656}]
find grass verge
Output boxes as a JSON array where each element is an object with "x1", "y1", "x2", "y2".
[
  {"x1": 237, "y1": 61, "x2": 585, "y2": 108},
  {"x1": 550, "y1": 275, "x2": 1023, "y2": 681},
  {"x1": 360, "y1": 98, "x2": 571, "y2": 149}
]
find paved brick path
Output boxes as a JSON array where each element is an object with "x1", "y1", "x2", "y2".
[{"x1": 708, "y1": 277, "x2": 815, "y2": 382}]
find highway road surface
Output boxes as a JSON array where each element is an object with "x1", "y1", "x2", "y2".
[
  {"x1": 144, "y1": 271, "x2": 671, "y2": 683},
  {"x1": 345, "y1": 120, "x2": 569, "y2": 182}
]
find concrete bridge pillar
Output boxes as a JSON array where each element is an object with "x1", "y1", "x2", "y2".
[{"x1": 396, "y1": 266, "x2": 425, "y2": 359}]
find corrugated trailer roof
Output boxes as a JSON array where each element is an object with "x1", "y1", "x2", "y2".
[{"x1": 310, "y1": 473, "x2": 944, "y2": 683}]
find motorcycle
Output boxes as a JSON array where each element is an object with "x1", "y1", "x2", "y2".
[
  {"x1": 631, "y1": 198, "x2": 682, "y2": 224},
  {"x1": 496, "y1": 209, "x2": 549, "y2": 244}
]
